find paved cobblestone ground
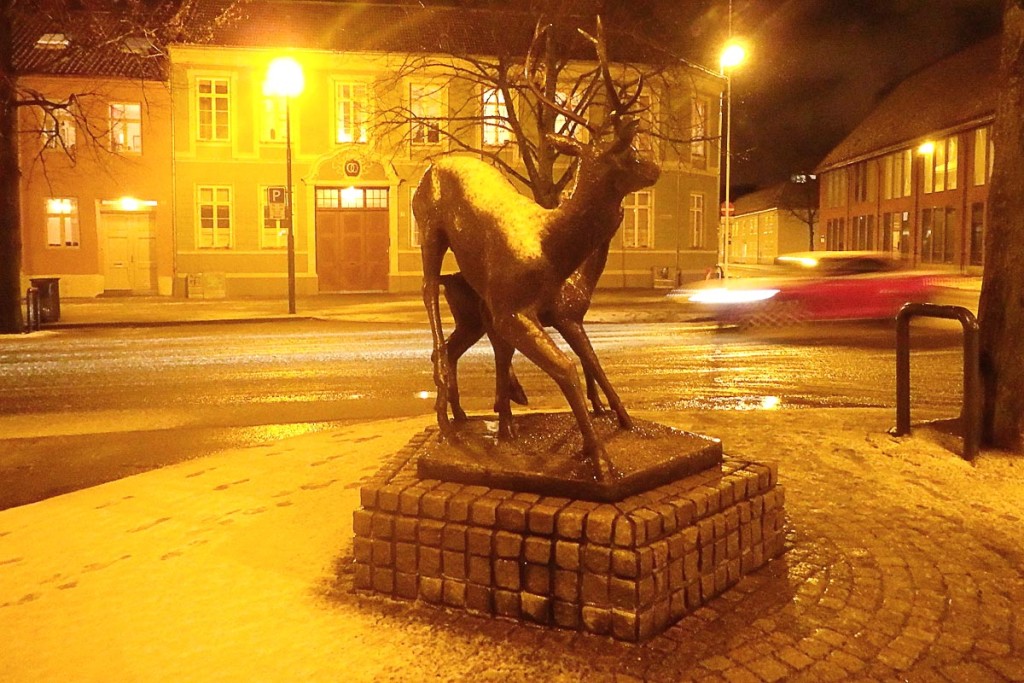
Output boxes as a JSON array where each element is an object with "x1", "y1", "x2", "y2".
[{"x1": 1, "y1": 408, "x2": 1021, "y2": 682}]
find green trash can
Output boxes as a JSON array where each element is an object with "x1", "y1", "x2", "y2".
[{"x1": 30, "y1": 278, "x2": 60, "y2": 323}]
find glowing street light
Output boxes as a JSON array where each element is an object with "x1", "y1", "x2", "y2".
[
  {"x1": 263, "y1": 57, "x2": 304, "y2": 314},
  {"x1": 720, "y1": 40, "x2": 746, "y2": 278}
]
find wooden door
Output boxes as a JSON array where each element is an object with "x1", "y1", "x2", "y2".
[{"x1": 316, "y1": 194, "x2": 389, "y2": 291}]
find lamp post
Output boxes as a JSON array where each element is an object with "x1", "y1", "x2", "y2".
[
  {"x1": 264, "y1": 57, "x2": 305, "y2": 314},
  {"x1": 720, "y1": 42, "x2": 745, "y2": 278}
]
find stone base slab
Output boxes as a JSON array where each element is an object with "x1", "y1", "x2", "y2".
[
  {"x1": 417, "y1": 413, "x2": 723, "y2": 502},
  {"x1": 352, "y1": 425, "x2": 786, "y2": 642}
]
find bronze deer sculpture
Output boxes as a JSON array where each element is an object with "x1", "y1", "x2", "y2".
[
  {"x1": 414, "y1": 19, "x2": 659, "y2": 480},
  {"x1": 438, "y1": 233, "x2": 631, "y2": 430}
]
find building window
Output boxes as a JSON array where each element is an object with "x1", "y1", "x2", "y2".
[
  {"x1": 261, "y1": 96, "x2": 287, "y2": 143},
  {"x1": 825, "y1": 171, "x2": 847, "y2": 209},
  {"x1": 45, "y1": 198, "x2": 79, "y2": 247},
  {"x1": 851, "y1": 162, "x2": 874, "y2": 203},
  {"x1": 825, "y1": 218, "x2": 845, "y2": 251},
  {"x1": 481, "y1": 87, "x2": 511, "y2": 147},
  {"x1": 621, "y1": 191, "x2": 653, "y2": 248},
  {"x1": 850, "y1": 215, "x2": 876, "y2": 250},
  {"x1": 882, "y1": 150, "x2": 912, "y2": 199},
  {"x1": 42, "y1": 106, "x2": 76, "y2": 152},
  {"x1": 969, "y1": 202, "x2": 985, "y2": 266},
  {"x1": 335, "y1": 82, "x2": 368, "y2": 144},
  {"x1": 259, "y1": 186, "x2": 289, "y2": 249},
  {"x1": 882, "y1": 211, "x2": 910, "y2": 258},
  {"x1": 315, "y1": 187, "x2": 388, "y2": 209},
  {"x1": 973, "y1": 127, "x2": 994, "y2": 187},
  {"x1": 923, "y1": 135, "x2": 958, "y2": 194},
  {"x1": 197, "y1": 186, "x2": 232, "y2": 248},
  {"x1": 197, "y1": 77, "x2": 230, "y2": 141},
  {"x1": 690, "y1": 98, "x2": 707, "y2": 165},
  {"x1": 553, "y1": 90, "x2": 586, "y2": 140},
  {"x1": 409, "y1": 82, "x2": 444, "y2": 145},
  {"x1": 109, "y1": 102, "x2": 141, "y2": 153},
  {"x1": 689, "y1": 193, "x2": 705, "y2": 248},
  {"x1": 920, "y1": 207, "x2": 957, "y2": 264}
]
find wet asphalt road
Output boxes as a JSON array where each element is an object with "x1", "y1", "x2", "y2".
[{"x1": 0, "y1": 318, "x2": 967, "y2": 509}]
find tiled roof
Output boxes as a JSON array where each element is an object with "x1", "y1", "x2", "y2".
[
  {"x1": 12, "y1": 11, "x2": 167, "y2": 80},
  {"x1": 197, "y1": 0, "x2": 678, "y2": 64},
  {"x1": 734, "y1": 180, "x2": 818, "y2": 215},
  {"x1": 817, "y1": 36, "x2": 999, "y2": 171}
]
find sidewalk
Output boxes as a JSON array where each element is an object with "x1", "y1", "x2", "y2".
[
  {"x1": 48, "y1": 289, "x2": 690, "y2": 329},
  {"x1": 1, "y1": 407, "x2": 1021, "y2": 682}
]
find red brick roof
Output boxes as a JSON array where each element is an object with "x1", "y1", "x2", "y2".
[
  {"x1": 12, "y1": 10, "x2": 167, "y2": 80},
  {"x1": 817, "y1": 36, "x2": 999, "y2": 172}
]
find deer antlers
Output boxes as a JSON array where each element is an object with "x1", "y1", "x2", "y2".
[{"x1": 524, "y1": 16, "x2": 646, "y2": 140}]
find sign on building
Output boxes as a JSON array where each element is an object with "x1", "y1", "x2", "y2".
[{"x1": 267, "y1": 186, "x2": 287, "y2": 220}]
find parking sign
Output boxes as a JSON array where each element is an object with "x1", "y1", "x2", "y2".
[{"x1": 267, "y1": 186, "x2": 286, "y2": 220}]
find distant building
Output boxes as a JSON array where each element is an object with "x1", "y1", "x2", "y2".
[
  {"x1": 16, "y1": 1, "x2": 725, "y2": 298},
  {"x1": 816, "y1": 37, "x2": 997, "y2": 274},
  {"x1": 14, "y1": 17, "x2": 174, "y2": 297},
  {"x1": 725, "y1": 177, "x2": 818, "y2": 265}
]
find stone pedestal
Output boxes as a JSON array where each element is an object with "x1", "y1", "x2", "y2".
[{"x1": 352, "y1": 417, "x2": 785, "y2": 642}]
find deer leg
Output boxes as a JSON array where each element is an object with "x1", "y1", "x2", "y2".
[
  {"x1": 583, "y1": 365, "x2": 607, "y2": 415},
  {"x1": 420, "y1": 235, "x2": 452, "y2": 436},
  {"x1": 444, "y1": 321, "x2": 484, "y2": 421},
  {"x1": 557, "y1": 321, "x2": 632, "y2": 429},
  {"x1": 487, "y1": 332, "x2": 518, "y2": 440},
  {"x1": 492, "y1": 313, "x2": 618, "y2": 481}
]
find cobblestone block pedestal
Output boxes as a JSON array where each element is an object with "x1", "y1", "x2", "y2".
[{"x1": 353, "y1": 424, "x2": 786, "y2": 642}]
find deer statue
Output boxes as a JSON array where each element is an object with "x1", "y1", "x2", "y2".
[
  {"x1": 414, "y1": 18, "x2": 659, "y2": 480},
  {"x1": 438, "y1": 232, "x2": 630, "y2": 431}
]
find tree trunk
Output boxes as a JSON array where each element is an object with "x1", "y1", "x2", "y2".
[
  {"x1": 978, "y1": 1, "x2": 1024, "y2": 451},
  {"x1": 0, "y1": 5, "x2": 24, "y2": 334}
]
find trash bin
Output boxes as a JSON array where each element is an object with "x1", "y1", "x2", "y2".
[{"x1": 29, "y1": 277, "x2": 60, "y2": 323}]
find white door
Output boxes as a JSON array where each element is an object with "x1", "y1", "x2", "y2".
[{"x1": 102, "y1": 212, "x2": 156, "y2": 293}]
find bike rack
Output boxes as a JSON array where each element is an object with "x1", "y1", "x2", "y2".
[
  {"x1": 893, "y1": 302, "x2": 981, "y2": 461},
  {"x1": 25, "y1": 286, "x2": 41, "y2": 333}
]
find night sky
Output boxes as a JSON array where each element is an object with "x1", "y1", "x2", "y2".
[
  {"x1": 395, "y1": 0, "x2": 1002, "y2": 190},
  {"x1": 676, "y1": 0, "x2": 1004, "y2": 191}
]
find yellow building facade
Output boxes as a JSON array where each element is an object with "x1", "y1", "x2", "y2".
[{"x1": 18, "y1": 75, "x2": 175, "y2": 297}]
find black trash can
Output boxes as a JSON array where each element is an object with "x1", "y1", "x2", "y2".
[{"x1": 30, "y1": 278, "x2": 60, "y2": 323}]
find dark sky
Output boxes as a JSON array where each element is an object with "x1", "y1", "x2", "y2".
[
  {"x1": 391, "y1": 0, "x2": 1002, "y2": 189},
  {"x1": 686, "y1": 0, "x2": 1003, "y2": 190}
]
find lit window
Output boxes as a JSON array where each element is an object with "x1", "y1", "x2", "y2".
[
  {"x1": 121, "y1": 36, "x2": 155, "y2": 55},
  {"x1": 261, "y1": 96, "x2": 287, "y2": 142},
  {"x1": 45, "y1": 198, "x2": 79, "y2": 247},
  {"x1": 409, "y1": 83, "x2": 444, "y2": 145},
  {"x1": 691, "y1": 98, "x2": 708, "y2": 164},
  {"x1": 109, "y1": 102, "x2": 142, "y2": 153},
  {"x1": 973, "y1": 127, "x2": 993, "y2": 187},
  {"x1": 197, "y1": 77, "x2": 230, "y2": 141},
  {"x1": 42, "y1": 106, "x2": 76, "y2": 152},
  {"x1": 316, "y1": 188, "x2": 340, "y2": 209},
  {"x1": 335, "y1": 82, "x2": 368, "y2": 144},
  {"x1": 621, "y1": 190, "x2": 653, "y2": 249},
  {"x1": 632, "y1": 92, "x2": 656, "y2": 154},
  {"x1": 482, "y1": 88, "x2": 511, "y2": 147},
  {"x1": 197, "y1": 186, "x2": 232, "y2": 248},
  {"x1": 690, "y1": 193, "x2": 705, "y2": 248},
  {"x1": 35, "y1": 33, "x2": 68, "y2": 50},
  {"x1": 923, "y1": 135, "x2": 959, "y2": 194}
]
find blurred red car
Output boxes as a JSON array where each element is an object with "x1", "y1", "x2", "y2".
[{"x1": 669, "y1": 251, "x2": 938, "y2": 327}]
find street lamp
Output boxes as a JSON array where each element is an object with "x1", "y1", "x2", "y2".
[
  {"x1": 720, "y1": 41, "x2": 745, "y2": 278},
  {"x1": 263, "y1": 57, "x2": 305, "y2": 314}
]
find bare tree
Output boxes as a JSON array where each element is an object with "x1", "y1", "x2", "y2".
[
  {"x1": 0, "y1": 0, "x2": 240, "y2": 334},
  {"x1": 978, "y1": 0, "x2": 1024, "y2": 451},
  {"x1": 370, "y1": 2, "x2": 713, "y2": 210}
]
